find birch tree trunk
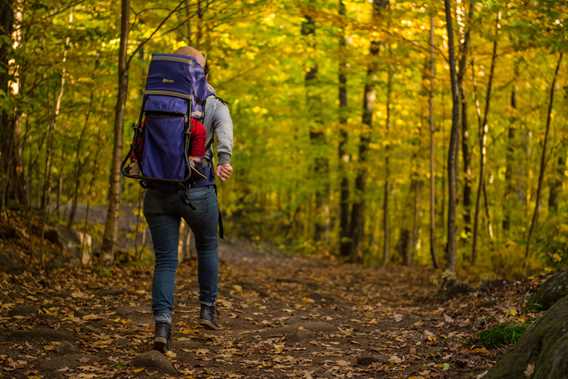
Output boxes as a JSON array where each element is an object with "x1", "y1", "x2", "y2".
[{"x1": 350, "y1": 0, "x2": 388, "y2": 259}]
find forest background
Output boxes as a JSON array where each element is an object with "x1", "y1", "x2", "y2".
[{"x1": 0, "y1": 0, "x2": 566, "y2": 280}]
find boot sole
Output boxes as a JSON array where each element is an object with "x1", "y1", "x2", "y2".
[
  {"x1": 153, "y1": 337, "x2": 168, "y2": 353},
  {"x1": 200, "y1": 319, "x2": 220, "y2": 330}
]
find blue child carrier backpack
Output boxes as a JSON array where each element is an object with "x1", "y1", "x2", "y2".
[{"x1": 121, "y1": 53, "x2": 213, "y2": 187}]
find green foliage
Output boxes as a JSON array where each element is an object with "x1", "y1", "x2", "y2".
[
  {"x1": 489, "y1": 241, "x2": 544, "y2": 280},
  {"x1": 1, "y1": 0, "x2": 567, "y2": 273},
  {"x1": 535, "y1": 218, "x2": 568, "y2": 270},
  {"x1": 479, "y1": 323, "x2": 528, "y2": 348}
]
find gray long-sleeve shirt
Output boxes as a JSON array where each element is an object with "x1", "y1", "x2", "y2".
[{"x1": 203, "y1": 86, "x2": 233, "y2": 165}]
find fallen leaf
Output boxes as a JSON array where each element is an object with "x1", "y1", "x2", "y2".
[
  {"x1": 389, "y1": 355, "x2": 403, "y2": 364},
  {"x1": 524, "y1": 363, "x2": 535, "y2": 377},
  {"x1": 165, "y1": 350, "x2": 177, "y2": 359}
]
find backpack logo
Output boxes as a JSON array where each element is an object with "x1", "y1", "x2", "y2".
[{"x1": 162, "y1": 78, "x2": 175, "y2": 84}]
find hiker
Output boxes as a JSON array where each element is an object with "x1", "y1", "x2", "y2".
[{"x1": 127, "y1": 46, "x2": 233, "y2": 353}]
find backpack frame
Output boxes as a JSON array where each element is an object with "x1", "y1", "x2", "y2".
[{"x1": 121, "y1": 53, "x2": 211, "y2": 187}]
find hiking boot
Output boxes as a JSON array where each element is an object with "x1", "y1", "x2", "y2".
[
  {"x1": 153, "y1": 322, "x2": 172, "y2": 353},
  {"x1": 199, "y1": 304, "x2": 220, "y2": 330}
]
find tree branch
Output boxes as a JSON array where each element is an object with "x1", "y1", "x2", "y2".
[{"x1": 126, "y1": 0, "x2": 186, "y2": 68}]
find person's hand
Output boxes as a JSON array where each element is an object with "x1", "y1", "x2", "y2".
[{"x1": 216, "y1": 163, "x2": 233, "y2": 182}]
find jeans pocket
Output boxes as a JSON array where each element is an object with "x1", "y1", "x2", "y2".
[{"x1": 185, "y1": 187, "x2": 212, "y2": 214}]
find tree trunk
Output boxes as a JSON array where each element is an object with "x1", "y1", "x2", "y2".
[
  {"x1": 548, "y1": 87, "x2": 567, "y2": 215},
  {"x1": 337, "y1": 0, "x2": 351, "y2": 258},
  {"x1": 458, "y1": 0, "x2": 475, "y2": 242},
  {"x1": 410, "y1": 174, "x2": 423, "y2": 265},
  {"x1": 205, "y1": 0, "x2": 212, "y2": 55},
  {"x1": 350, "y1": 0, "x2": 388, "y2": 259},
  {"x1": 525, "y1": 53, "x2": 563, "y2": 262},
  {"x1": 399, "y1": 169, "x2": 422, "y2": 266},
  {"x1": 101, "y1": 0, "x2": 130, "y2": 263},
  {"x1": 0, "y1": 0, "x2": 26, "y2": 209},
  {"x1": 396, "y1": 229, "x2": 410, "y2": 265},
  {"x1": 428, "y1": 8, "x2": 438, "y2": 269},
  {"x1": 196, "y1": 0, "x2": 203, "y2": 49},
  {"x1": 302, "y1": 10, "x2": 330, "y2": 244},
  {"x1": 443, "y1": 0, "x2": 460, "y2": 272},
  {"x1": 184, "y1": 0, "x2": 192, "y2": 45},
  {"x1": 83, "y1": 114, "x2": 106, "y2": 245},
  {"x1": 41, "y1": 38, "x2": 69, "y2": 213},
  {"x1": 0, "y1": 0, "x2": 13, "y2": 209},
  {"x1": 548, "y1": 148, "x2": 566, "y2": 214},
  {"x1": 503, "y1": 60, "x2": 520, "y2": 233},
  {"x1": 68, "y1": 85, "x2": 96, "y2": 228},
  {"x1": 471, "y1": 11, "x2": 499, "y2": 264},
  {"x1": 55, "y1": 150, "x2": 63, "y2": 218},
  {"x1": 383, "y1": 57, "x2": 393, "y2": 264}
]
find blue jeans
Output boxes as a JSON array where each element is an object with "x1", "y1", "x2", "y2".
[{"x1": 143, "y1": 185, "x2": 219, "y2": 324}]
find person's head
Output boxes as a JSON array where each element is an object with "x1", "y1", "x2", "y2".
[{"x1": 175, "y1": 46, "x2": 208, "y2": 76}]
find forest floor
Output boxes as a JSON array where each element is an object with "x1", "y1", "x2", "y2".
[{"x1": 1, "y1": 231, "x2": 530, "y2": 378}]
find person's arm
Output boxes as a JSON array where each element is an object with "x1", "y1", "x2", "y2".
[{"x1": 212, "y1": 99, "x2": 233, "y2": 181}]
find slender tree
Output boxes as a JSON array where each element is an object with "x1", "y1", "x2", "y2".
[
  {"x1": 185, "y1": 0, "x2": 193, "y2": 45},
  {"x1": 69, "y1": 59, "x2": 99, "y2": 228},
  {"x1": 196, "y1": 0, "x2": 203, "y2": 48},
  {"x1": 548, "y1": 147, "x2": 566, "y2": 214},
  {"x1": 302, "y1": 6, "x2": 330, "y2": 243},
  {"x1": 101, "y1": 0, "x2": 130, "y2": 262},
  {"x1": 457, "y1": 0, "x2": 475, "y2": 241},
  {"x1": 427, "y1": 6, "x2": 438, "y2": 268},
  {"x1": 548, "y1": 89, "x2": 567, "y2": 214},
  {"x1": 471, "y1": 11, "x2": 500, "y2": 264},
  {"x1": 350, "y1": 0, "x2": 388, "y2": 258},
  {"x1": 443, "y1": 0, "x2": 460, "y2": 272},
  {"x1": 337, "y1": 0, "x2": 351, "y2": 257},
  {"x1": 41, "y1": 23, "x2": 71, "y2": 213},
  {"x1": 525, "y1": 53, "x2": 563, "y2": 262},
  {"x1": 503, "y1": 59, "x2": 520, "y2": 233},
  {"x1": 382, "y1": 44, "x2": 393, "y2": 264}
]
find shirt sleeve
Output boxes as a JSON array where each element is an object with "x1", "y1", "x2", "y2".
[{"x1": 212, "y1": 100, "x2": 233, "y2": 165}]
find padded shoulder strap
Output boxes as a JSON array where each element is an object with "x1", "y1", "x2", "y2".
[{"x1": 212, "y1": 94, "x2": 228, "y2": 105}]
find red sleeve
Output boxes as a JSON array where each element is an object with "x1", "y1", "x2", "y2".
[{"x1": 190, "y1": 118, "x2": 206, "y2": 157}]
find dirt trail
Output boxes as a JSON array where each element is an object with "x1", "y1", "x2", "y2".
[{"x1": 0, "y1": 240, "x2": 520, "y2": 378}]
